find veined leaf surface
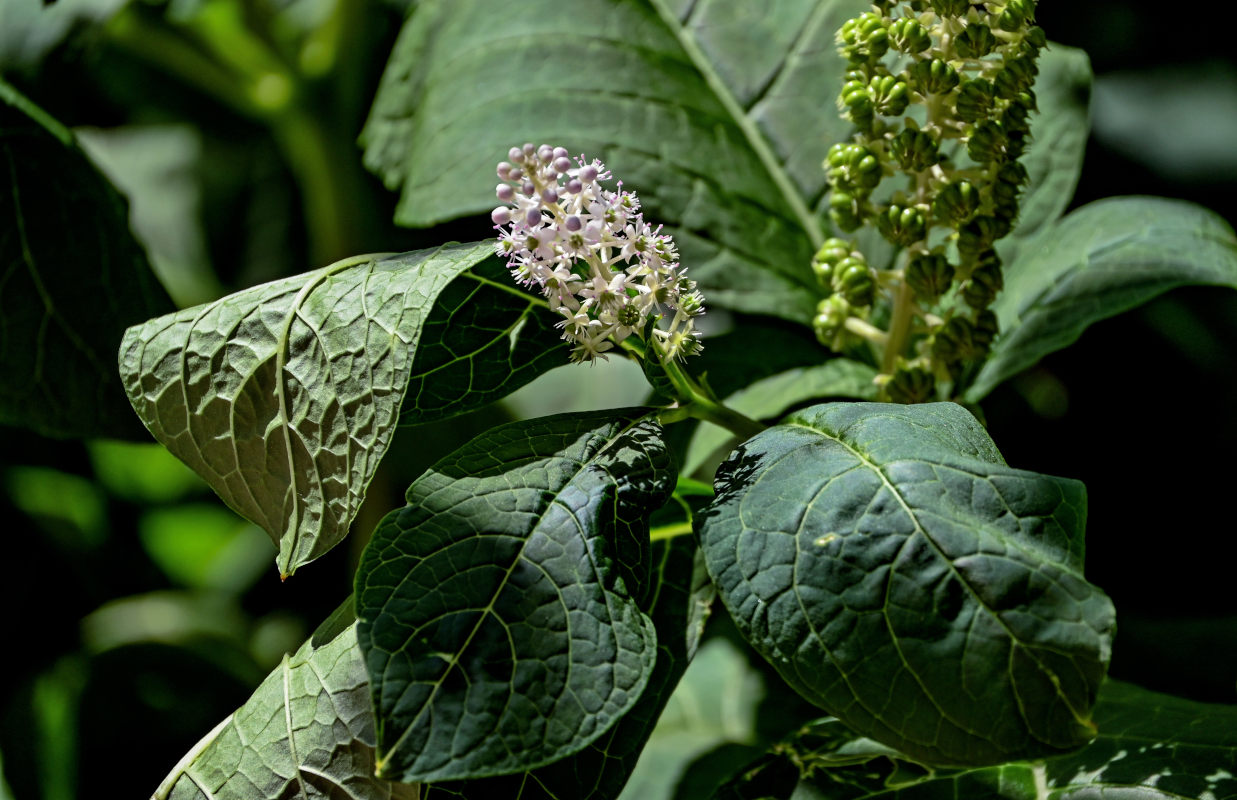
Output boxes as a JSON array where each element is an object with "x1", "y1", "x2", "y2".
[
  {"x1": 0, "y1": 79, "x2": 172, "y2": 439},
  {"x1": 355, "y1": 411, "x2": 676, "y2": 783},
  {"x1": 153, "y1": 601, "x2": 419, "y2": 800},
  {"x1": 119, "y1": 242, "x2": 517, "y2": 576},
  {"x1": 698, "y1": 402, "x2": 1115, "y2": 767}
]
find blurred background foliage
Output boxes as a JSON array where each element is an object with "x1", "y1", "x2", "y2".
[{"x1": 0, "y1": 1, "x2": 1234, "y2": 798}]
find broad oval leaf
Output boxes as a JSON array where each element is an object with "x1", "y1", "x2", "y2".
[
  {"x1": 363, "y1": 0, "x2": 874, "y2": 323},
  {"x1": 0, "y1": 80, "x2": 173, "y2": 439},
  {"x1": 153, "y1": 601, "x2": 418, "y2": 800},
  {"x1": 355, "y1": 411, "x2": 676, "y2": 783},
  {"x1": 698, "y1": 402, "x2": 1115, "y2": 767},
  {"x1": 119, "y1": 241, "x2": 544, "y2": 577},
  {"x1": 967, "y1": 197, "x2": 1237, "y2": 401},
  {"x1": 716, "y1": 681, "x2": 1237, "y2": 799}
]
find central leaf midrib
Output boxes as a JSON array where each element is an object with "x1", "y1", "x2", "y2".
[{"x1": 785, "y1": 420, "x2": 1090, "y2": 742}]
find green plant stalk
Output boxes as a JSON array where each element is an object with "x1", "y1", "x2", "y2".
[
  {"x1": 656, "y1": 343, "x2": 766, "y2": 440},
  {"x1": 882, "y1": 277, "x2": 915, "y2": 374}
]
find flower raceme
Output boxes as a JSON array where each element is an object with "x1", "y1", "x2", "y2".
[{"x1": 492, "y1": 143, "x2": 704, "y2": 363}]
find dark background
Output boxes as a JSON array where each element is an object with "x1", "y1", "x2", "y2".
[{"x1": 1, "y1": 2, "x2": 1234, "y2": 798}]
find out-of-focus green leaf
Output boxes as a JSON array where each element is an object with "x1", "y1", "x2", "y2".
[
  {"x1": 80, "y1": 591, "x2": 249, "y2": 655},
  {"x1": 0, "y1": 0, "x2": 126, "y2": 71},
  {"x1": 683, "y1": 359, "x2": 878, "y2": 478},
  {"x1": 363, "y1": 0, "x2": 875, "y2": 322},
  {"x1": 356, "y1": 410, "x2": 675, "y2": 783},
  {"x1": 32, "y1": 657, "x2": 87, "y2": 800},
  {"x1": 425, "y1": 538, "x2": 715, "y2": 800},
  {"x1": 119, "y1": 242, "x2": 494, "y2": 577},
  {"x1": 699, "y1": 402, "x2": 1115, "y2": 767},
  {"x1": 717, "y1": 681, "x2": 1237, "y2": 799},
  {"x1": 87, "y1": 440, "x2": 205, "y2": 504},
  {"x1": 138, "y1": 505, "x2": 271, "y2": 593},
  {"x1": 152, "y1": 600, "x2": 419, "y2": 800},
  {"x1": 969, "y1": 197, "x2": 1237, "y2": 401},
  {"x1": 400, "y1": 258, "x2": 566, "y2": 425},
  {"x1": 0, "y1": 80, "x2": 174, "y2": 439},
  {"x1": 5, "y1": 466, "x2": 107, "y2": 547}
]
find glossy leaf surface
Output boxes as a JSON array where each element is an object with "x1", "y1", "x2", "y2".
[
  {"x1": 717, "y1": 681, "x2": 1237, "y2": 799},
  {"x1": 0, "y1": 80, "x2": 172, "y2": 439},
  {"x1": 356, "y1": 411, "x2": 675, "y2": 783},
  {"x1": 120, "y1": 242, "x2": 504, "y2": 576},
  {"x1": 970, "y1": 197, "x2": 1237, "y2": 400},
  {"x1": 153, "y1": 601, "x2": 418, "y2": 800},
  {"x1": 699, "y1": 402, "x2": 1115, "y2": 766}
]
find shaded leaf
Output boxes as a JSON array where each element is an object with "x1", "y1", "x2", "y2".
[
  {"x1": 968, "y1": 197, "x2": 1237, "y2": 401},
  {"x1": 152, "y1": 600, "x2": 418, "y2": 800},
  {"x1": 717, "y1": 681, "x2": 1237, "y2": 799},
  {"x1": 400, "y1": 257, "x2": 566, "y2": 425},
  {"x1": 0, "y1": 80, "x2": 173, "y2": 439},
  {"x1": 355, "y1": 411, "x2": 676, "y2": 783},
  {"x1": 362, "y1": 0, "x2": 875, "y2": 322},
  {"x1": 683, "y1": 359, "x2": 878, "y2": 478},
  {"x1": 425, "y1": 537, "x2": 715, "y2": 800},
  {"x1": 698, "y1": 401, "x2": 1115, "y2": 767},
  {"x1": 120, "y1": 242, "x2": 495, "y2": 577}
]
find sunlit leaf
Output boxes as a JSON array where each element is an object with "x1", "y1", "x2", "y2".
[{"x1": 699, "y1": 401, "x2": 1115, "y2": 766}]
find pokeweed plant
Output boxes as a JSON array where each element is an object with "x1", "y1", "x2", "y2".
[{"x1": 3, "y1": 1, "x2": 1237, "y2": 799}]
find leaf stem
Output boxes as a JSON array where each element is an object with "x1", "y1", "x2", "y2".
[
  {"x1": 656, "y1": 342, "x2": 766, "y2": 440},
  {"x1": 650, "y1": 521, "x2": 694, "y2": 541}
]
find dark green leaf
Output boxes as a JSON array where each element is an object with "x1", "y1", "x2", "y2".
[
  {"x1": 717, "y1": 681, "x2": 1237, "y2": 799},
  {"x1": 698, "y1": 401, "x2": 1115, "y2": 767},
  {"x1": 0, "y1": 80, "x2": 173, "y2": 439},
  {"x1": 401, "y1": 257, "x2": 566, "y2": 425},
  {"x1": 355, "y1": 411, "x2": 676, "y2": 783},
  {"x1": 968, "y1": 197, "x2": 1237, "y2": 401},
  {"x1": 119, "y1": 242, "x2": 495, "y2": 577},
  {"x1": 363, "y1": 0, "x2": 871, "y2": 322},
  {"x1": 424, "y1": 537, "x2": 715, "y2": 800},
  {"x1": 152, "y1": 600, "x2": 418, "y2": 800}
]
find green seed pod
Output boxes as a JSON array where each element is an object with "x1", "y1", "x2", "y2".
[
  {"x1": 870, "y1": 74, "x2": 911, "y2": 117},
  {"x1": 1025, "y1": 25, "x2": 1047, "y2": 50},
  {"x1": 833, "y1": 257, "x2": 877, "y2": 307},
  {"x1": 955, "y1": 24, "x2": 997, "y2": 59},
  {"x1": 889, "y1": 18, "x2": 932, "y2": 53},
  {"x1": 928, "y1": 0, "x2": 970, "y2": 17},
  {"x1": 994, "y1": 55, "x2": 1039, "y2": 100},
  {"x1": 829, "y1": 190, "x2": 865, "y2": 232},
  {"x1": 906, "y1": 253, "x2": 954, "y2": 300},
  {"x1": 934, "y1": 179, "x2": 981, "y2": 225},
  {"x1": 956, "y1": 216, "x2": 1004, "y2": 262},
  {"x1": 967, "y1": 119, "x2": 1008, "y2": 164},
  {"x1": 972, "y1": 308, "x2": 999, "y2": 350},
  {"x1": 992, "y1": 161, "x2": 1029, "y2": 220},
  {"x1": 838, "y1": 12, "x2": 890, "y2": 66},
  {"x1": 885, "y1": 363, "x2": 936, "y2": 404},
  {"x1": 962, "y1": 250, "x2": 1004, "y2": 309},
  {"x1": 890, "y1": 127, "x2": 940, "y2": 171},
  {"x1": 955, "y1": 78, "x2": 995, "y2": 122},
  {"x1": 910, "y1": 58, "x2": 961, "y2": 95},
  {"x1": 876, "y1": 203, "x2": 927, "y2": 247},
  {"x1": 931, "y1": 314, "x2": 978, "y2": 363},
  {"x1": 826, "y1": 143, "x2": 883, "y2": 194},
  {"x1": 812, "y1": 238, "x2": 854, "y2": 287},
  {"x1": 813, "y1": 295, "x2": 851, "y2": 350}
]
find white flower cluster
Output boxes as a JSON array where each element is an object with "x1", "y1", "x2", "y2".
[{"x1": 492, "y1": 143, "x2": 704, "y2": 363}]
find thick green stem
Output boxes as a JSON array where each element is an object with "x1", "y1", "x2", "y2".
[
  {"x1": 882, "y1": 277, "x2": 915, "y2": 374},
  {"x1": 658, "y1": 345, "x2": 766, "y2": 440}
]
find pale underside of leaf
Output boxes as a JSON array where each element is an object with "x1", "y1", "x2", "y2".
[{"x1": 120, "y1": 241, "x2": 494, "y2": 576}]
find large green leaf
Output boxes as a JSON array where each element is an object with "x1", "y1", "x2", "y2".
[
  {"x1": 363, "y1": 0, "x2": 876, "y2": 322},
  {"x1": 400, "y1": 258, "x2": 565, "y2": 425},
  {"x1": 424, "y1": 537, "x2": 715, "y2": 800},
  {"x1": 698, "y1": 402, "x2": 1115, "y2": 767},
  {"x1": 152, "y1": 600, "x2": 418, "y2": 800},
  {"x1": 119, "y1": 241, "x2": 556, "y2": 577},
  {"x1": 0, "y1": 80, "x2": 173, "y2": 439},
  {"x1": 355, "y1": 411, "x2": 676, "y2": 783},
  {"x1": 968, "y1": 197, "x2": 1237, "y2": 401},
  {"x1": 717, "y1": 681, "x2": 1237, "y2": 799}
]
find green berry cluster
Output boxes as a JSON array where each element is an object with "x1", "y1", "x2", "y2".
[{"x1": 817, "y1": 0, "x2": 1043, "y2": 402}]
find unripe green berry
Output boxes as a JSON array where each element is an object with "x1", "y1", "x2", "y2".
[
  {"x1": 833, "y1": 257, "x2": 877, "y2": 306},
  {"x1": 889, "y1": 18, "x2": 932, "y2": 54},
  {"x1": 885, "y1": 363, "x2": 935, "y2": 403},
  {"x1": 876, "y1": 204, "x2": 927, "y2": 247},
  {"x1": 992, "y1": 161, "x2": 1029, "y2": 220},
  {"x1": 956, "y1": 78, "x2": 995, "y2": 122},
  {"x1": 972, "y1": 308, "x2": 999, "y2": 349},
  {"x1": 1025, "y1": 26, "x2": 1047, "y2": 50},
  {"x1": 994, "y1": 56, "x2": 1038, "y2": 99},
  {"x1": 911, "y1": 58, "x2": 960, "y2": 95},
  {"x1": 840, "y1": 81, "x2": 876, "y2": 130},
  {"x1": 906, "y1": 253, "x2": 954, "y2": 300},
  {"x1": 838, "y1": 12, "x2": 890, "y2": 66},
  {"x1": 956, "y1": 216, "x2": 1004, "y2": 262},
  {"x1": 890, "y1": 127, "x2": 940, "y2": 171},
  {"x1": 967, "y1": 119, "x2": 1009, "y2": 164},
  {"x1": 829, "y1": 190, "x2": 865, "y2": 232},
  {"x1": 931, "y1": 315, "x2": 978, "y2": 363},
  {"x1": 827, "y1": 143, "x2": 883, "y2": 194},
  {"x1": 955, "y1": 24, "x2": 997, "y2": 59},
  {"x1": 870, "y1": 74, "x2": 911, "y2": 117},
  {"x1": 962, "y1": 250, "x2": 1004, "y2": 309},
  {"x1": 812, "y1": 238, "x2": 854, "y2": 286},
  {"x1": 928, "y1": 0, "x2": 969, "y2": 17},
  {"x1": 934, "y1": 180, "x2": 981, "y2": 225},
  {"x1": 813, "y1": 295, "x2": 851, "y2": 350}
]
